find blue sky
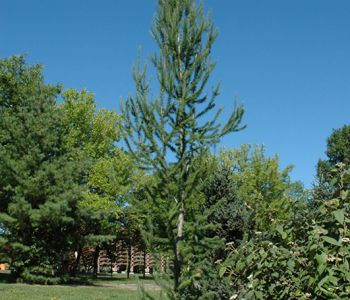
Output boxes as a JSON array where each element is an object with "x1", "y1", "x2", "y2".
[{"x1": 1, "y1": 1, "x2": 349, "y2": 188}]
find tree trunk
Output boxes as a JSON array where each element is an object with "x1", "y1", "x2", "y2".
[
  {"x1": 127, "y1": 242, "x2": 131, "y2": 279},
  {"x1": 177, "y1": 204, "x2": 184, "y2": 244},
  {"x1": 70, "y1": 247, "x2": 82, "y2": 277},
  {"x1": 174, "y1": 202, "x2": 185, "y2": 290},
  {"x1": 110, "y1": 257, "x2": 113, "y2": 278},
  {"x1": 143, "y1": 251, "x2": 146, "y2": 279},
  {"x1": 93, "y1": 245, "x2": 100, "y2": 278}
]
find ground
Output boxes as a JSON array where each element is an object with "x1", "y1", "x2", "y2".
[{"x1": 0, "y1": 272, "x2": 162, "y2": 300}]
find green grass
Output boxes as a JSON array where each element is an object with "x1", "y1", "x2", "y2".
[
  {"x1": 66, "y1": 273, "x2": 157, "y2": 286},
  {"x1": 0, "y1": 271, "x2": 156, "y2": 285},
  {"x1": 0, "y1": 283, "x2": 162, "y2": 300},
  {"x1": 0, "y1": 272, "x2": 162, "y2": 299}
]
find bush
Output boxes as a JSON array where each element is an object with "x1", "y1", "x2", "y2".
[
  {"x1": 19, "y1": 265, "x2": 67, "y2": 285},
  {"x1": 220, "y1": 163, "x2": 350, "y2": 299}
]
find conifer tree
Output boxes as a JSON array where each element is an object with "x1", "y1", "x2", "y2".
[
  {"x1": 0, "y1": 55, "x2": 97, "y2": 282},
  {"x1": 201, "y1": 164, "x2": 250, "y2": 299},
  {"x1": 121, "y1": 0, "x2": 245, "y2": 297}
]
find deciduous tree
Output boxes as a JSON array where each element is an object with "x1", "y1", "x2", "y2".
[
  {"x1": 60, "y1": 88, "x2": 143, "y2": 277},
  {"x1": 316, "y1": 124, "x2": 350, "y2": 181},
  {"x1": 218, "y1": 144, "x2": 303, "y2": 231}
]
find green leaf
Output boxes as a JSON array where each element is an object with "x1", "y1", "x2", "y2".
[
  {"x1": 318, "y1": 275, "x2": 329, "y2": 288},
  {"x1": 276, "y1": 225, "x2": 284, "y2": 236},
  {"x1": 255, "y1": 291, "x2": 263, "y2": 299},
  {"x1": 328, "y1": 275, "x2": 338, "y2": 285},
  {"x1": 246, "y1": 290, "x2": 254, "y2": 299},
  {"x1": 287, "y1": 258, "x2": 294, "y2": 270},
  {"x1": 308, "y1": 276, "x2": 315, "y2": 288},
  {"x1": 321, "y1": 236, "x2": 342, "y2": 246},
  {"x1": 330, "y1": 177, "x2": 337, "y2": 188},
  {"x1": 315, "y1": 252, "x2": 326, "y2": 265},
  {"x1": 247, "y1": 253, "x2": 254, "y2": 264},
  {"x1": 280, "y1": 286, "x2": 289, "y2": 298},
  {"x1": 282, "y1": 232, "x2": 287, "y2": 239},
  {"x1": 317, "y1": 262, "x2": 326, "y2": 275},
  {"x1": 310, "y1": 244, "x2": 318, "y2": 251},
  {"x1": 219, "y1": 266, "x2": 226, "y2": 277},
  {"x1": 345, "y1": 271, "x2": 350, "y2": 282},
  {"x1": 333, "y1": 209, "x2": 344, "y2": 224}
]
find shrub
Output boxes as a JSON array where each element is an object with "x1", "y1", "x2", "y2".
[{"x1": 220, "y1": 163, "x2": 350, "y2": 299}]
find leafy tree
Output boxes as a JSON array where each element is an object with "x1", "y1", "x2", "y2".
[
  {"x1": 60, "y1": 88, "x2": 143, "y2": 277},
  {"x1": 218, "y1": 144, "x2": 303, "y2": 231},
  {"x1": 0, "y1": 54, "x2": 96, "y2": 283},
  {"x1": 121, "y1": 0, "x2": 245, "y2": 298},
  {"x1": 83, "y1": 149, "x2": 142, "y2": 211},
  {"x1": 316, "y1": 124, "x2": 350, "y2": 180},
  {"x1": 199, "y1": 145, "x2": 302, "y2": 298},
  {"x1": 60, "y1": 88, "x2": 123, "y2": 160}
]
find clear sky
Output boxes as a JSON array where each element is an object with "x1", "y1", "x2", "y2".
[{"x1": 1, "y1": 1, "x2": 349, "y2": 189}]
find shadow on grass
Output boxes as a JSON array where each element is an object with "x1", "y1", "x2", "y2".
[
  {"x1": 0, "y1": 271, "x2": 156, "y2": 287},
  {"x1": 66, "y1": 273, "x2": 155, "y2": 285},
  {"x1": 0, "y1": 271, "x2": 16, "y2": 283}
]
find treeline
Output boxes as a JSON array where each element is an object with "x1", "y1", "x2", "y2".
[{"x1": 1, "y1": 0, "x2": 350, "y2": 299}]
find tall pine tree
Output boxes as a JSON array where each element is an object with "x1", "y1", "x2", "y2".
[
  {"x1": 121, "y1": 0, "x2": 245, "y2": 298},
  {"x1": 0, "y1": 54, "x2": 97, "y2": 283}
]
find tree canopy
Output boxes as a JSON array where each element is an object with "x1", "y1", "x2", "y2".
[
  {"x1": 0, "y1": 54, "x2": 98, "y2": 282},
  {"x1": 316, "y1": 124, "x2": 350, "y2": 181}
]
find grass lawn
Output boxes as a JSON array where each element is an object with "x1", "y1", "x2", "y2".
[
  {"x1": 0, "y1": 272, "x2": 162, "y2": 299},
  {"x1": 0, "y1": 283, "x2": 162, "y2": 299},
  {"x1": 0, "y1": 271, "x2": 156, "y2": 285},
  {"x1": 66, "y1": 273, "x2": 157, "y2": 286}
]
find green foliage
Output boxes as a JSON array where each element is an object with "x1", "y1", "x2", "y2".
[
  {"x1": 60, "y1": 88, "x2": 123, "y2": 159},
  {"x1": 200, "y1": 164, "x2": 250, "y2": 299},
  {"x1": 60, "y1": 87, "x2": 143, "y2": 213},
  {"x1": 203, "y1": 163, "x2": 250, "y2": 245},
  {"x1": 20, "y1": 265, "x2": 66, "y2": 285},
  {"x1": 218, "y1": 144, "x2": 303, "y2": 231},
  {"x1": 316, "y1": 124, "x2": 350, "y2": 180},
  {"x1": 83, "y1": 148, "x2": 142, "y2": 212},
  {"x1": 0, "y1": 54, "x2": 97, "y2": 282},
  {"x1": 200, "y1": 145, "x2": 301, "y2": 299},
  {"x1": 121, "y1": 0, "x2": 245, "y2": 298},
  {"x1": 221, "y1": 163, "x2": 350, "y2": 299},
  {"x1": 60, "y1": 87, "x2": 146, "y2": 277}
]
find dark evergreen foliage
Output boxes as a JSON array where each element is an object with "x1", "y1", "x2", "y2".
[
  {"x1": 201, "y1": 164, "x2": 251, "y2": 299},
  {"x1": 0, "y1": 54, "x2": 97, "y2": 282},
  {"x1": 309, "y1": 174, "x2": 333, "y2": 214},
  {"x1": 203, "y1": 164, "x2": 251, "y2": 245}
]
